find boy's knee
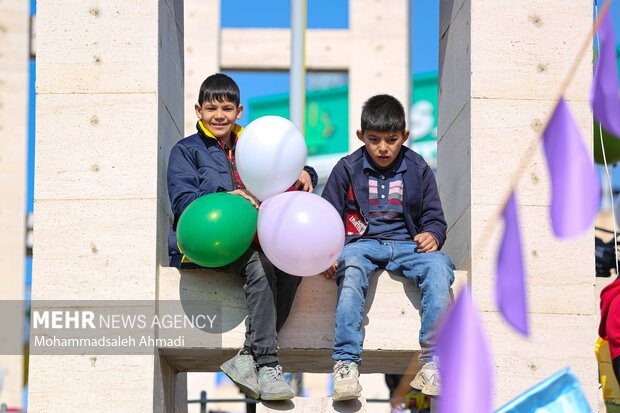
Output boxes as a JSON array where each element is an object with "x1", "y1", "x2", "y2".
[
  {"x1": 428, "y1": 252, "x2": 454, "y2": 271},
  {"x1": 336, "y1": 268, "x2": 370, "y2": 291}
]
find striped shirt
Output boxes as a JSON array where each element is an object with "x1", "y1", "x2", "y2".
[{"x1": 363, "y1": 151, "x2": 411, "y2": 240}]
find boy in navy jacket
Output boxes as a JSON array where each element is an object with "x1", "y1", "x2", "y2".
[
  {"x1": 167, "y1": 73, "x2": 317, "y2": 401},
  {"x1": 322, "y1": 94, "x2": 454, "y2": 400}
]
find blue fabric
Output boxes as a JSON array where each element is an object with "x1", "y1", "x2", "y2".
[
  {"x1": 495, "y1": 368, "x2": 592, "y2": 413},
  {"x1": 322, "y1": 146, "x2": 447, "y2": 248},
  {"x1": 167, "y1": 125, "x2": 237, "y2": 260},
  {"x1": 332, "y1": 239, "x2": 454, "y2": 364}
]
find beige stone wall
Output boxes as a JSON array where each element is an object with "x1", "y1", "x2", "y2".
[
  {"x1": 189, "y1": 0, "x2": 410, "y2": 154},
  {"x1": 184, "y1": 0, "x2": 219, "y2": 136},
  {"x1": 438, "y1": 0, "x2": 598, "y2": 408},
  {"x1": 349, "y1": 0, "x2": 410, "y2": 151},
  {"x1": 0, "y1": 0, "x2": 29, "y2": 408},
  {"x1": 29, "y1": 1, "x2": 185, "y2": 411}
]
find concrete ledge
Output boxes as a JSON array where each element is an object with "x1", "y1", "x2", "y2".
[
  {"x1": 162, "y1": 348, "x2": 423, "y2": 374},
  {"x1": 158, "y1": 267, "x2": 467, "y2": 373},
  {"x1": 256, "y1": 397, "x2": 366, "y2": 412}
]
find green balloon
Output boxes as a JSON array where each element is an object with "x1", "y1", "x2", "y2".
[
  {"x1": 594, "y1": 121, "x2": 620, "y2": 164},
  {"x1": 177, "y1": 192, "x2": 258, "y2": 267}
]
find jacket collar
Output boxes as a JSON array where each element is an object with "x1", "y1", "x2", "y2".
[
  {"x1": 196, "y1": 120, "x2": 244, "y2": 141},
  {"x1": 345, "y1": 146, "x2": 421, "y2": 218}
]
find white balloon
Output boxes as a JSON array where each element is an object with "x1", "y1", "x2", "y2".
[{"x1": 236, "y1": 116, "x2": 307, "y2": 201}]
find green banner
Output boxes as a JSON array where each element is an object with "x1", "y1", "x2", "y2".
[
  {"x1": 249, "y1": 73, "x2": 439, "y2": 162},
  {"x1": 249, "y1": 86, "x2": 349, "y2": 157},
  {"x1": 250, "y1": 46, "x2": 620, "y2": 166}
]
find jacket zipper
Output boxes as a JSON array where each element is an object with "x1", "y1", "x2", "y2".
[{"x1": 198, "y1": 129, "x2": 238, "y2": 190}]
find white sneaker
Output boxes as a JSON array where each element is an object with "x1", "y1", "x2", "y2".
[
  {"x1": 220, "y1": 352, "x2": 260, "y2": 400},
  {"x1": 257, "y1": 365, "x2": 295, "y2": 401},
  {"x1": 410, "y1": 361, "x2": 440, "y2": 397},
  {"x1": 333, "y1": 360, "x2": 362, "y2": 401}
]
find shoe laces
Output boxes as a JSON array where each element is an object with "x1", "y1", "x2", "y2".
[
  {"x1": 335, "y1": 361, "x2": 354, "y2": 379},
  {"x1": 420, "y1": 362, "x2": 439, "y2": 381},
  {"x1": 263, "y1": 365, "x2": 284, "y2": 381}
]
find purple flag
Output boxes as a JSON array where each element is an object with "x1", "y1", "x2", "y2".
[
  {"x1": 543, "y1": 98, "x2": 600, "y2": 238},
  {"x1": 436, "y1": 287, "x2": 493, "y2": 413},
  {"x1": 591, "y1": 10, "x2": 620, "y2": 138},
  {"x1": 496, "y1": 191, "x2": 528, "y2": 336}
]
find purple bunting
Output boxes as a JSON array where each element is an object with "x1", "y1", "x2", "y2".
[
  {"x1": 591, "y1": 10, "x2": 620, "y2": 138},
  {"x1": 496, "y1": 191, "x2": 528, "y2": 336},
  {"x1": 543, "y1": 98, "x2": 600, "y2": 238},
  {"x1": 436, "y1": 287, "x2": 493, "y2": 413}
]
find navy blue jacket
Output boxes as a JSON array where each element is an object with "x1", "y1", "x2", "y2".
[
  {"x1": 321, "y1": 146, "x2": 447, "y2": 248},
  {"x1": 167, "y1": 122, "x2": 318, "y2": 265}
]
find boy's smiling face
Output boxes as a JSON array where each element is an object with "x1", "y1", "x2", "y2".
[
  {"x1": 357, "y1": 129, "x2": 409, "y2": 170},
  {"x1": 195, "y1": 98, "x2": 244, "y2": 140}
]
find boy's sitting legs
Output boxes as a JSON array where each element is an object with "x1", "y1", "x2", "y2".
[
  {"x1": 219, "y1": 248, "x2": 295, "y2": 400},
  {"x1": 274, "y1": 269, "x2": 303, "y2": 332},
  {"x1": 383, "y1": 241, "x2": 454, "y2": 396},
  {"x1": 332, "y1": 240, "x2": 385, "y2": 400},
  {"x1": 332, "y1": 240, "x2": 453, "y2": 398}
]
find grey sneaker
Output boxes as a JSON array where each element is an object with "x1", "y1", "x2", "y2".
[
  {"x1": 257, "y1": 365, "x2": 295, "y2": 401},
  {"x1": 332, "y1": 361, "x2": 362, "y2": 401},
  {"x1": 410, "y1": 361, "x2": 440, "y2": 397},
  {"x1": 220, "y1": 352, "x2": 261, "y2": 400}
]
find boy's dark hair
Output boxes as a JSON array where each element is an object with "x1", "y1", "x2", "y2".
[
  {"x1": 198, "y1": 73, "x2": 240, "y2": 106},
  {"x1": 360, "y1": 94, "x2": 406, "y2": 132}
]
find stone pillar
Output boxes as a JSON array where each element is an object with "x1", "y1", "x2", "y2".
[
  {"x1": 438, "y1": 0, "x2": 597, "y2": 408},
  {"x1": 349, "y1": 0, "x2": 410, "y2": 150},
  {"x1": 0, "y1": 1, "x2": 29, "y2": 408},
  {"x1": 184, "y1": 0, "x2": 219, "y2": 136},
  {"x1": 29, "y1": 1, "x2": 185, "y2": 411}
]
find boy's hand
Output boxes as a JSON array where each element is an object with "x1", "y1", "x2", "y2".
[
  {"x1": 414, "y1": 232, "x2": 438, "y2": 253},
  {"x1": 229, "y1": 189, "x2": 260, "y2": 209},
  {"x1": 294, "y1": 170, "x2": 314, "y2": 192},
  {"x1": 323, "y1": 262, "x2": 338, "y2": 279}
]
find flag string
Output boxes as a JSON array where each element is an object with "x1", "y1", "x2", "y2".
[{"x1": 474, "y1": 0, "x2": 612, "y2": 255}]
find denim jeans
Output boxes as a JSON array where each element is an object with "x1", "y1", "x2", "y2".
[
  {"x1": 333, "y1": 239, "x2": 454, "y2": 365},
  {"x1": 222, "y1": 247, "x2": 302, "y2": 365}
]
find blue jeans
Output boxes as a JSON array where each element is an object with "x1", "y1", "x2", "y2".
[{"x1": 333, "y1": 239, "x2": 455, "y2": 365}]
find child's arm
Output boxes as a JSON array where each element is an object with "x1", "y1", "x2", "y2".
[
  {"x1": 321, "y1": 160, "x2": 348, "y2": 217},
  {"x1": 294, "y1": 169, "x2": 314, "y2": 192},
  {"x1": 323, "y1": 262, "x2": 338, "y2": 279},
  {"x1": 167, "y1": 143, "x2": 240, "y2": 219},
  {"x1": 167, "y1": 144, "x2": 204, "y2": 219},
  {"x1": 229, "y1": 188, "x2": 259, "y2": 208},
  {"x1": 413, "y1": 232, "x2": 438, "y2": 253},
  {"x1": 321, "y1": 160, "x2": 348, "y2": 279},
  {"x1": 417, "y1": 164, "x2": 448, "y2": 249}
]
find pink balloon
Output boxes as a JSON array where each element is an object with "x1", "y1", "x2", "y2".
[{"x1": 257, "y1": 191, "x2": 345, "y2": 277}]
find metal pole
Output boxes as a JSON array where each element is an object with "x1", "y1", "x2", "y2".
[
  {"x1": 246, "y1": 398, "x2": 257, "y2": 413},
  {"x1": 290, "y1": 0, "x2": 306, "y2": 132},
  {"x1": 199, "y1": 390, "x2": 207, "y2": 413}
]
